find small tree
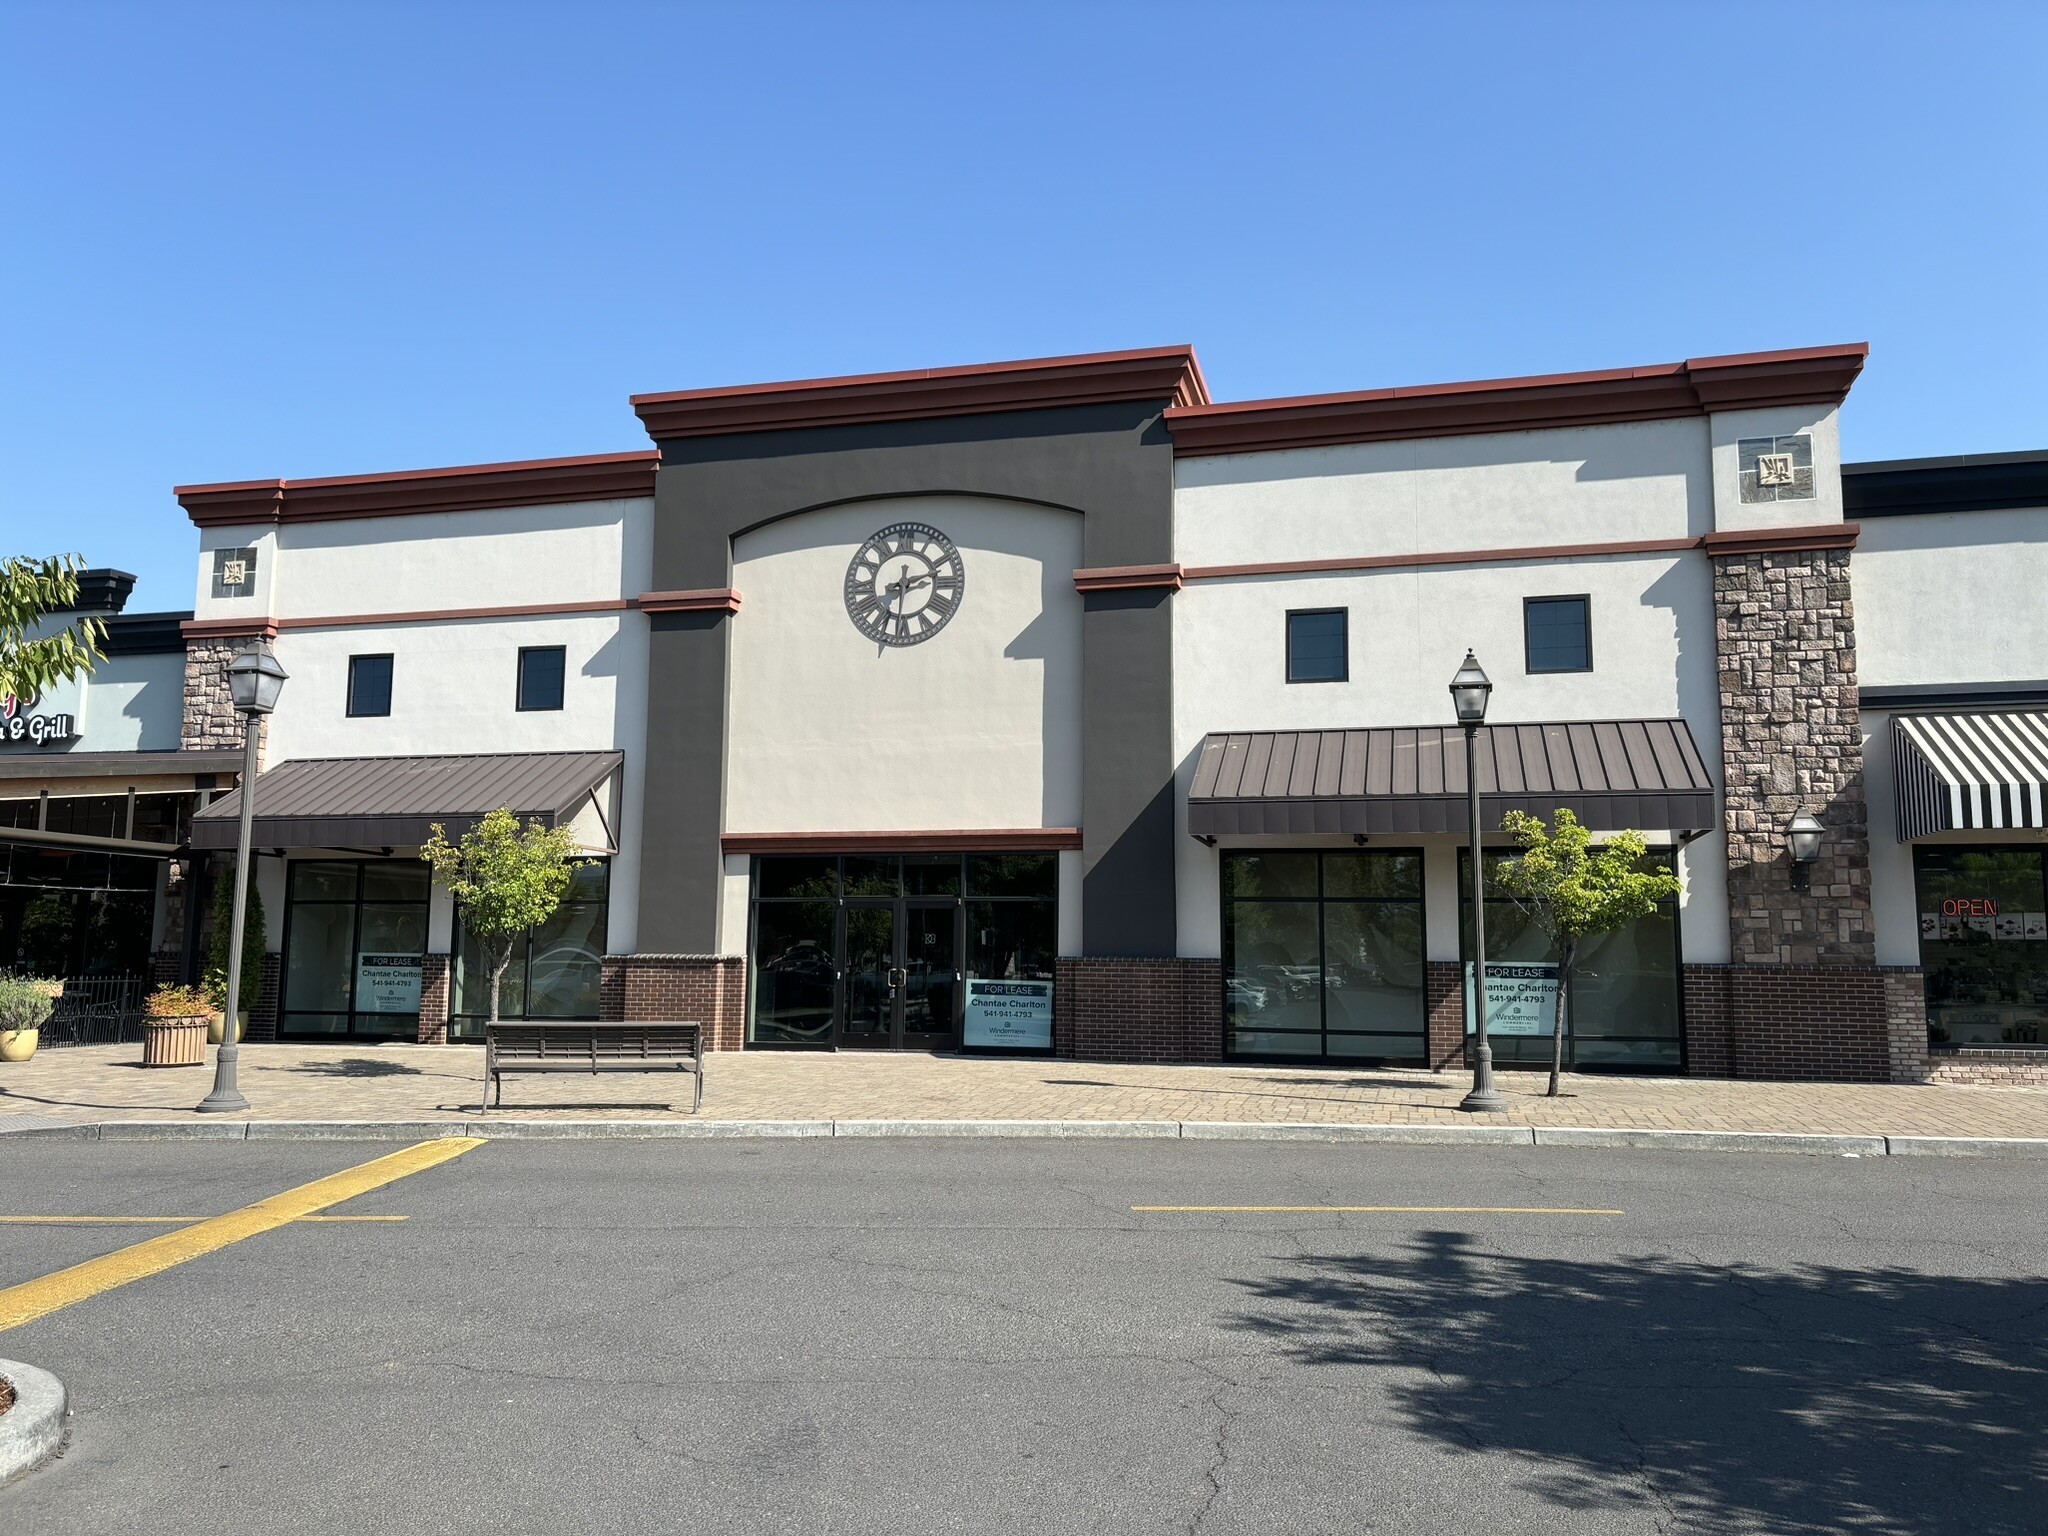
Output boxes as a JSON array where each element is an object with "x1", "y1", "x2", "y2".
[
  {"x1": 202, "y1": 863, "x2": 266, "y2": 1016},
  {"x1": 1495, "y1": 808, "x2": 1681, "y2": 1097},
  {"x1": 1, "y1": 554, "x2": 104, "y2": 703},
  {"x1": 422, "y1": 808, "x2": 580, "y2": 1030}
]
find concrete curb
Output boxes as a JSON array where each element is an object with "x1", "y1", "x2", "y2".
[
  {"x1": 1533, "y1": 1127, "x2": 1889, "y2": 1156},
  {"x1": 1182, "y1": 1121, "x2": 1535, "y2": 1145},
  {"x1": 832, "y1": 1119, "x2": 1180, "y2": 1138},
  {"x1": 5, "y1": 1116, "x2": 2045, "y2": 1154},
  {"x1": 1884, "y1": 1134, "x2": 2048, "y2": 1158},
  {"x1": 0, "y1": 1359, "x2": 67, "y2": 1489}
]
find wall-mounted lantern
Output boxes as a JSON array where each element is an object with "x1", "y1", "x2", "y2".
[{"x1": 1787, "y1": 810, "x2": 1824, "y2": 891}]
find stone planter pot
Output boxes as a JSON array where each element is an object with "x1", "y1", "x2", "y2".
[
  {"x1": 207, "y1": 1010, "x2": 247, "y2": 1046},
  {"x1": 0, "y1": 1028, "x2": 38, "y2": 1063},
  {"x1": 142, "y1": 1017, "x2": 208, "y2": 1067}
]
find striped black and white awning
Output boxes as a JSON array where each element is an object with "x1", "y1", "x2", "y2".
[{"x1": 1892, "y1": 712, "x2": 2048, "y2": 840}]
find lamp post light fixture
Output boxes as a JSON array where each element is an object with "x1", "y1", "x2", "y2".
[
  {"x1": 1787, "y1": 810, "x2": 1825, "y2": 892},
  {"x1": 196, "y1": 643, "x2": 288, "y2": 1115},
  {"x1": 1450, "y1": 650, "x2": 1507, "y2": 1114}
]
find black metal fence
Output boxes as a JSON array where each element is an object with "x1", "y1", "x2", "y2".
[{"x1": 25, "y1": 975, "x2": 152, "y2": 1048}]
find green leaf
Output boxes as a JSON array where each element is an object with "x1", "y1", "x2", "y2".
[
  {"x1": 422, "y1": 807, "x2": 582, "y2": 942},
  {"x1": 0, "y1": 554, "x2": 104, "y2": 702},
  {"x1": 1494, "y1": 807, "x2": 1682, "y2": 943}
]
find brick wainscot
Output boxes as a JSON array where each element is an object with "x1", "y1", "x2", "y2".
[{"x1": 604, "y1": 954, "x2": 747, "y2": 1052}]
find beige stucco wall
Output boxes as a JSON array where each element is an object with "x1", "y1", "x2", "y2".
[{"x1": 724, "y1": 494, "x2": 1084, "y2": 836}]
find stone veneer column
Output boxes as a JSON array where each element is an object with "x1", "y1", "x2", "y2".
[
  {"x1": 1713, "y1": 542, "x2": 1874, "y2": 964},
  {"x1": 1704, "y1": 533, "x2": 1917, "y2": 1081},
  {"x1": 182, "y1": 635, "x2": 272, "y2": 759}
]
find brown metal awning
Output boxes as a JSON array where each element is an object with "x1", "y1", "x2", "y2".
[
  {"x1": 1188, "y1": 720, "x2": 1716, "y2": 837},
  {"x1": 0, "y1": 749, "x2": 244, "y2": 783},
  {"x1": 191, "y1": 750, "x2": 623, "y2": 851}
]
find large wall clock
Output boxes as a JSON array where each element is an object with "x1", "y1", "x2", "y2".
[{"x1": 843, "y1": 522, "x2": 966, "y2": 647}]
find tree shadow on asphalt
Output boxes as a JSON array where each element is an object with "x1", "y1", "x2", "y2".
[{"x1": 1225, "y1": 1229, "x2": 2048, "y2": 1535}]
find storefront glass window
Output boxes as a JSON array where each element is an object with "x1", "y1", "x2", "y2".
[
  {"x1": 450, "y1": 861, "x2": 609, "y2": 1037},
  {"x1": 1914, "y1": 845, "x2": 2048, "y2": 1048},
  {"x1": 1458, "y1": 848, "x2": 1682, "y2": 1071},
  {"x1": 0, "y1": 837, "x2": 159, "y2": 977},
  {"x1": 280, "y1": 860, "x2": 430, "y2": 1040},
  {"x1": 748, "y1": 853, "x2": 1059, "y2": 1050},
  {"x1": 1223, "y1": 850, "x2": 1426, "y2": 1061}
]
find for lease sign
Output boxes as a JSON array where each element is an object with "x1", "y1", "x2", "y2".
[{"x1": 964, "y1": 979, "x2": 1053, "y2": 1050}]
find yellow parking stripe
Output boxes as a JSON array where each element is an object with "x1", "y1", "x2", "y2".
[
  {"x1": 0, "y1": 1137, "x2": 480, "y2": 1333},
  {"x1": 1132, "y1": 1205, "x2": 1624, "y2": 1215},
  {"x1": 0, "y1": 1215, "x2": 408, "y2": 1225}
]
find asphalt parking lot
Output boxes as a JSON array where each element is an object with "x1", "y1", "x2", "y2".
[{"x1": 2, "y1": 1136, "x2": 2043, "y2": 1534}]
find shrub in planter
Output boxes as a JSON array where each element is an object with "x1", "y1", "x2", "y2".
[
  {"x1": 142, "y1": 984, "x2": 213, "y2": 1068},
  {"x1": 202, "y1": 865, "x2": 266, "y2": 1044},
  {"x1": 0, "y1": 976, "x2": 59, "y2": 1063}
]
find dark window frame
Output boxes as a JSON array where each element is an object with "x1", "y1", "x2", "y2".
[
  {"x1": 1523, "y1": 594, "x2": 1593, "y2": 674},
  {"x1": 1220, "y1": 848, "x2": 1428, "y2": 1065},
  {"x1": 277, "y1": 857, "x2": 431, "y2": 1041},
  {"x1": 745, "y1": 853, "x2": 1058, "y2": 1054},
  {"x1": 1455, "y1": 844, "x2": 1684, "y2": 1073},
  {"x1": 516, "y1": 646, "x2": 568, "y2": 713},
  {"x1": 1285, "y1": 608, "x2": 1349, "y2": 685},
  {"x1": 449, "y1": 859, "x2": 610, "y2": 1033},
  {"x1": 346, "y1": 653, "x2": 394, "y2": 718}
]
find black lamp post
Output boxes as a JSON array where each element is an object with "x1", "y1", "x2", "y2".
[
  {"x1": 1787, "y1": 810, "x2": 1824, "y2": 891},
  {"x1": 196, "y1": 643, "x2": 288, "y2": 1114},
  {"x1": 1451, "y1": 650, "x2": 1506, "y2": 1113}
]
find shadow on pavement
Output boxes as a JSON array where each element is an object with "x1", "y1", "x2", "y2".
[
  {"x1": 1226, "y1": 1229, "x2": 2047, "y2": 1535},
  {"x1": 284, "y1": 1058, "x2": 428, "y2": 1079}
]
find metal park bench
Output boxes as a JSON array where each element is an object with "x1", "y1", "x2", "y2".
[{"x1": 481, "y1": 1021, "x2": 704, "y2": 1114}]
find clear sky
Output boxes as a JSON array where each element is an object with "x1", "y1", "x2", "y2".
[{"x1": 4, "y1": 1, "x2": 2044, "y2": 612}]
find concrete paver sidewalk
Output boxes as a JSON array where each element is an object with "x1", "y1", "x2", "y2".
[{"x1": 4, "y1": 1042, "x2": 2048, "y2": 1139}]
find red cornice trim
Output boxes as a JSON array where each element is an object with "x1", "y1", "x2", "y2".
[
  {"x1": 1165, "y1": 344, "x2": 1869, "y2": 458},
  {"x1": 631, "y1": 347, "x2": 1209, "y2": 441},
  {"x1": 273, "y1": 599, "x2": 631, "y2": 631},
  {"x1": 177, "y1": 450, "x2": 660, "y2": 528},
  {"x1": 1701, "y1": 522, "x2": 1861, "y2": 556},
  {"x1": 1072, "y1": 563, "x2": 1184, "y2": 594},
  {"x1": 721, "y1": 828, "x2": 1083, "y2": 855},
  {"x1": 1183, "y1": 535, "x2": 1705, "y2": 583},
  {"x1": 635, "y1": 588, "x2": 743, "y2": 616},
  {"x1": 180, "y1": 617, "x2": 279, "y2": 641}
]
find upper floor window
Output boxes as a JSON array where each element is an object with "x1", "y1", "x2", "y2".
[
  {"x1": 1524, "y1": 596, "x2": 1592, "y2": 673},
  {"x1": 517, "y1": 646, "x2": 566, "y2": 712},
  {"x1": 1286, "y1": 609, "x2": 1348, "y2": 684},
  {"x1": 347, "y1": 654, "x2": 393, "y2": 717}
]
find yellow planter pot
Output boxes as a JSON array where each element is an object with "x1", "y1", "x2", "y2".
[
  {"x1": 0, "y1": 1028, "x2": 38, "y2": 1063},
  {"x1": 207, "y1": 1011, "x2": 247, "y2": 1046}
]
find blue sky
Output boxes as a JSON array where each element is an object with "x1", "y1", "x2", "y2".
[{"x1": 4, "y1": 1, "x2": 2044, "y2": 612}]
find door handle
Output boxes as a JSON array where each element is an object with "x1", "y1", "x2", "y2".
[{"x1": 888, "y1": 967, "x2": 907, "y2": 991}]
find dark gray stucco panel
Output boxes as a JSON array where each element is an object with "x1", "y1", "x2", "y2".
[{"x1": 635, "y1": 401, "x2": 1180, "y2": 957}]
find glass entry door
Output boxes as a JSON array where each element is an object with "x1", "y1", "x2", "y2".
[
  {"x1": 841, "y1": 902, "x2": 897, "y2": 1046},
  {"x1": 834, "y1": 899, "x2": 959, "y2": 1049},
  {"x1": 900, "y1": 902, "x2": 959, "y2": 1049}
]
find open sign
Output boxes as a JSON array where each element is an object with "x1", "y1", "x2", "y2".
[{"x1": 1942, "y1": 898, "x2": 1999, "y2": 917}]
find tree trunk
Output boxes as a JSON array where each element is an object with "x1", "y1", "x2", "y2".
[
  {"x1": 1548, "y1": 938, "x2": 1575, "y2": 1097},
  {"x1": 487, "y1": 938, "x2": 514, "y2": 1029}
]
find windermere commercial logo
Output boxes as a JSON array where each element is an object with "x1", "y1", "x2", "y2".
[{"x1": 0, "y1": 694, "x2": 76, "y2": 748}]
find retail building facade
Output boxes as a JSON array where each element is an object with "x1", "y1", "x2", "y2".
[
  {"x1": 0, "y1": 571, "x2": 235, "y2": 993},
  {"x1": 156, "y1": 345, "x2": 2048, "y2": 1083}
]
